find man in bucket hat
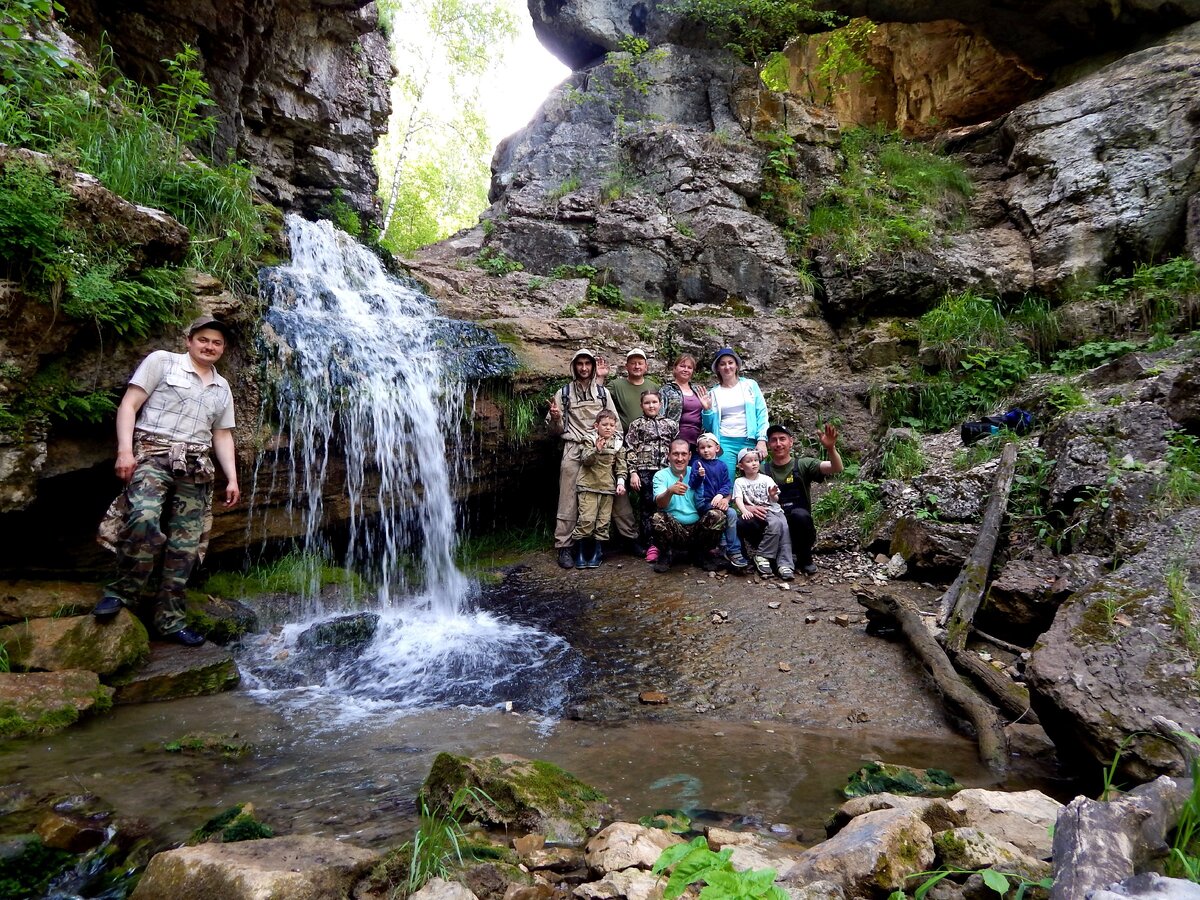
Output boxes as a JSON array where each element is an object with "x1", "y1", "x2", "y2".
[
  {"x1": 546, "y1": 348, "x2": 619, "y2": 568},
  {"x1": 92, "y1": 315, "x2": 240, "y2": 645}
]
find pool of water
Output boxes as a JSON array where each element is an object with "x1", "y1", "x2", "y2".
[{"x1": 1, "y1": 688, "x2": 1008, "y2": 850}]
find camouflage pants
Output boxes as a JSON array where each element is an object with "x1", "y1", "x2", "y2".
[
  {"x1": 572, "y1": 491, "x2": 614, "y2": 541},
  {"x1": 107, "y1": 456, "x2": 212, "y2": 635},
  {"x1": 650, "y1": 509, "x2": 726, "y2": 555}
]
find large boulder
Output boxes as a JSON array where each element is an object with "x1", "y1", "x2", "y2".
[
  {"x1": 1001, "y1": 23, "x2": 1200, "y2": 290},
  {"x1": 0, "y1": 610, "x2": 148, "y2": 677},
  {"x1": 932, "y1": 828, "x2": 1051, "y2": 881},
  {"x1": 422, "y1": 753, "x2": 609, "y2": 846},
  {"x1": 0, "y1": 580, "x2": 99, "y2": 625},
  {"x1": 783, "y1": 807, "x2": 935, "y2": 896},
  {"x1": 945, "y1": 789, "x2": 1062, "y2": 859},
  {"x1": 111, "y1": 641, "x2": 240, "y2": 704},
  {"x1": 888, "y1": 517, "x2": 978, "y2": 574},
  {"x1": 130, "y1": 835, "x2": 379, "y2": 900},
  {"x1": 1026, "y1": 508, "x2": 1200, "y2": 780},
  {"x1": 0, "y1": 670, "x2": 113, "y2": 738}
]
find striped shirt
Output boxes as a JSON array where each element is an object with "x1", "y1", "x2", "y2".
[{"x1": 130, "y1": 350, "x2": 235, "y2": 447}]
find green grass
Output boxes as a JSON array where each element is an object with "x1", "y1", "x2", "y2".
[
  {"x1": 812, "y1": 464, "x2": 881, "y2": 537},
  {"x1": 1162, "y1": 431, "x2": 1200, "y2": 509},
  {"x1": 202, "y1": 552, "x2": 368, "y2": 600},
  {"x1": 882, "y1": 437, "x2": 925, "y2": 480},
  {"x1": 457, "y1": 524, "x2": 552, "y2": 573},
  {"x1": 918, "y1": 290, "x2": 1009, "y2": 369},
  {"x1": 1166, "y1": 559, "x2": 1200, "y2": 662}
]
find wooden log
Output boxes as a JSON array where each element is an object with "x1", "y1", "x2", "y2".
[
  {"x1": 1050, "y1": 775, "x2": 1193, "y2": 900},
  {"x1": 970, "y1": 627, "x2": 1030, "y2": 656},
  {"x1": 949, "y1": 647, "x2": 1040, "y2": 726},
  {"x1": 942, "y1": 442, "x2": 1019, "y2": 651},
  {"x1": 856, "y1": 589, "x2": 1008, "y2": 772}
]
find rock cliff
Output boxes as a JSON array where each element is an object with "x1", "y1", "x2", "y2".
[{"x1": 61, "y1": 0, "x2": 392, "y2": 221}]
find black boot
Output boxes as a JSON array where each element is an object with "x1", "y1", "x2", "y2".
[
  {"x1": 588, "y1": 540, "x2": 604, "y2": 568},
  {"x1": 557, "y1": 545, "x2": 576, "y2": 569},
  {"x1": 574, "y1": 540, "x2": 587, "y2": 569}
]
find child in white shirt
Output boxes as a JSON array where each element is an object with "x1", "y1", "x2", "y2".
[{"x1": 732, "y1": 448, "x2": 795, "y2": 580}]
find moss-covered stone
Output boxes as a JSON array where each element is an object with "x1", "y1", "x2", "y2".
[
  {"x1": 843, "y1": 762, "x2": 962, "y2": 799},
  {"x1": 189, "y1": 803, "x2": 274, "y2": 844},
  {"x1": 184, "y1": 593, "x2": 258, "y2": 645},
  {"x1": 0, "y1": 834, "x2": 74, "y2": 899},
  {"x1": 421, "y1": 753, "x2": 609, "y2": 846},
  {"x1": 111, "y1": 641, "x2": 239, "y2": 704},
  {"x1": 162, "y1": 731, "x2": 253, "y2": 759},
  {"x1": 0, "y1": 670, "x2": 114, "y2": 738},
  {"x1": 0, "y1": 609, "x2": 148, "y2": 677}
]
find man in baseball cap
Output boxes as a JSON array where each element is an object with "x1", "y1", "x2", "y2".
[
  {"x1": 604, "y1": 348, "x2": 660, "y2": 556},
  {"x1": 761, "y1": 422, "x2": 844, "y2": 575}
]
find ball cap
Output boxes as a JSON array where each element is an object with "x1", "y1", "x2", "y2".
[
  {"x1": 625, "y1": 348, "x2": 648, "y2": 361},
  {"x1": 187, "y1": 315, "x2": 232, "y2": 338},
  {"x1": 737, "y1": 447, "x2": 760, "y2": 464},
  {"x1": 766, "y1": 424, "x2": 792, "y2": 438}
]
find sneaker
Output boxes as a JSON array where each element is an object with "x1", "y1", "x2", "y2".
[
  {"x1": 800, "y1": 561, "x2": 818, "y2": 576},
  {"x1": 725, "y1": 551, "x2": 750, "y2": 570},
  {"x1": 777, "y1": 566, "x2": 795, "y2": 581},
  {"x1": 753, "y1": 556, "x2": 773, "y2": 577},
  {"x1": 557, "y1": 547, "x2": 576, "y2": 569},
  {"x1": 165, "y1": 627, "x2": 205, "y2": 647},
  {"x1": 92, "y1": 594, "x2": 123, "y2": 619},
  {"x1": 645, "y1": 545, "x2": 659, "y2": 562},
  {"x1": 652, "y1": 549, "x2": 672, "y2": 574}
]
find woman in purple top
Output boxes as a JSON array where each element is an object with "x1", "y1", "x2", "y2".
[{"x1": 659, "y1": 354, "x2": 711, "y2": 450}]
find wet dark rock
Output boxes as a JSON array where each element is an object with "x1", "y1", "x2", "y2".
[
  {"x1": 979, "y1": 558, "x2": 1059, "y2": 637},
  {"x1": 36, "y1": 809, "x2": 109, "y2": 853},
  {"x1": 889, "y1": 517, "x2": 978, "y2": 575},
  {"x1": 186, "y1": 593, "x2": 259, "y2": 644},
  {"x1": 1026, "y1": 507, "x2": 1200, "y2": 781},
  {"x1": 296, "y1": 612, "x2": 380, "y2": 650},
  {"x1": 112, "y1": 641, "x2": 240, "y2": 705},
  {"x1": 1165, "y1": 356, "x2": 1200, "y2": 429}
]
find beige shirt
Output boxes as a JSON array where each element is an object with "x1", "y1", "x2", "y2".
[{"x1": 130, "y1": 350, "x2": 235, "y2": 446}]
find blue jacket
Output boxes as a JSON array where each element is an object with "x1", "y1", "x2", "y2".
[
  {"x1": 688, "y1": 458, "x2": 733, "y2": 512},
  {"x1": 701, "y1": 377, "x2": 770, "y2": 443}
]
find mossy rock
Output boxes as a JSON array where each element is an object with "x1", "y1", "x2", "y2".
[
  {"x1": 421, "y1": 753, "x2": 609, "y2": 846},
  {"x1": 0, "y1": 610, "x2": 148, "y2": 677},
  {"x1": 843, "y1": 762, "x2": 962, "y2": 799},
  {"x1": 0, "y1": 670, "x2": 113, "y2": 739},
  {"x1": 162, "y1": 731, "x2": 253, "y2": 759},
  {"x1": 296, "y1": 612, "x2": 380, "y2": 651},
  {"x1": 184, "y1": 593, "x2": 258, "y2": 645},
  {"x1": 189, "y1": 803, "x2": 274, "y2": 844}
]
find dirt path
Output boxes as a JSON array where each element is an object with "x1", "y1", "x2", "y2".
[{"x1": 484, "y1": 548, "x2": 960, "y2": 739}]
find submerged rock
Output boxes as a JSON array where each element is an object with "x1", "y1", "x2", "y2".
[
  {"x1": 843, "y1": 762, "x2": 962, "y2": 799},
  {"x1": 422, "y1": 753, "x2": 609, "y2": 846}
]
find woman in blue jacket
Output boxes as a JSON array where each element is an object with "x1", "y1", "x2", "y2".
[{"x1": 701, "y1": 348, "x2": 769, "y2": 475}]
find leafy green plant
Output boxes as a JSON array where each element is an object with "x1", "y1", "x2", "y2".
[
  {"x1": 1162, "y1": 430, "x2": 1200, "y2": 509},
  {"x1": 1043, "y1": 382, "x2": 1086, "y2": 416},
  {"x1": 546, "y1": 175, "x2": 582, "y2": 201},
  {"x1": 588, "y1": 280, "x2": 624, "y2": 309},
  {"x1": 653, "y1": 835, "x2": 788, "y2": 900},
  {"x1": 919, "y1": 290, "x2": 1009, "y2": 369},
  {"x1": 475, "y1": 247, "x2": 524, "y2": 276},
  {"x1": 665, "y1": 0, "x2": 832, "y2": 66},
  {"x1": 322, "y1": 188, "x2": 363, "y2": 237},
  {"x1": 1087, "y1": 257, "x2": 1200, "y2": 332},
  {"x1": 1165, "y1": 737, "x2": 1200, "y2": 882},
  {"x1": 882, "y1": 437, "x2": 925, "y2": 480},
  {"x1": 812, "y1": 464, "x2": 881, "y2": 537},
  {"x1": 550, "y1": 263, "x2": 598, "y2": 280},
  {"x1": 1050, "y1": 340, "x2": 1140, "y2": 375},
  {"x1": 1011, "y1": 295, "x2": 1060, "y2": 361},
  {"x1": 800, "y1": 17, "x2": 878, "y2": 106},
  {"x1": 889, "y1": 867, "x2": 1052, "y2": 899}
]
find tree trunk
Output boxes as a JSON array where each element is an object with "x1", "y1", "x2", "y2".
[
  {"x1": 948, "y1": 646, "x2": 1039, "y2": 726},
  {"x1": 856, "y1": 589, "x2": 1008, "y2": 771},
  {"x1": 941, "y1": 442, "x2": 1018, "y2": 651}
]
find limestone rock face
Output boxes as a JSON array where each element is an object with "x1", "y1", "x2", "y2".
[
  {"x1": 785, "y1": 21, "x2": 1041, "y2": 136},
  {"x1": 0, "y1": 670, "x2": 113, "y2": 738},
  {"x1": 62, "y1": 0, "x2": 392, "y2": 220},
  {"x1": 1001, "y1": 23, "x2": 1200, "y2": 290},
  {"x1": 584, "y1": 823, "x2": 683, "y2": 872},
  {"x1": 130, "y1": 835, "x2": 379, "y2": 900},
  {"x1": 932, "y1": 828, "x2": 1050, "y2": 880},
  {"x1": 1026, "y1": 507, "x2": 1200, "y2": 780},
  {"x1": 783, "y1": 807, "x2": 934, "y2": 895}
]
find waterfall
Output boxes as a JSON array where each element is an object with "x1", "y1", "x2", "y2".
[
  {"x1": 255, "y1": 215, "x2": 511, "y2": 610},
  {"x1": 245, "y1": 216, "x2": 574, "y2": 717}
]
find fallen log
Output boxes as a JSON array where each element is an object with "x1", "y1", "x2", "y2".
[
  {"x1": 970, "y1": 627, "x2": 1029, "y2": 656},
  {"x1": 940, "y1": 442, "x2": 1018, "y2": 651},
  {"x1": 856, "y1": 589, "x2": 1008, "y2": 772},
  {"x1": 1051, "y1": 775, "x2": 1193, "y2": 900},
  {"x1": 948, "y1": 647, "x2": 1040, "y2": 726}
]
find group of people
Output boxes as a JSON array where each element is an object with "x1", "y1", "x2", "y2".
[{"x1": 548, "y1": 347, "x2": 844, "y2": 579}]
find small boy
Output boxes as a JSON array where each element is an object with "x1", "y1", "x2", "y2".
[
  {"x1": 571, "y1": 409, "x2": 627, "y2": 568},
  {"x1": 689, "y1": 432, "x2": 749, "y2": 571},
  {"x1": 624, "y1": 390, "x2": 678, "y2": 563},
  {"x1": 733, "y1": 448, "x2": 795, "y2": 580}
]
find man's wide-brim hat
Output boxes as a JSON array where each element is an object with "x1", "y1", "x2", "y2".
[
  {"x1": 571, "y1": 348, "x2": 598, "y2": 366},
  {"x1": 187, "y1": 315, "x2": 232, "y2": 338}
]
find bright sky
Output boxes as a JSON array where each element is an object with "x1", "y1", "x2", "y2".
[{"x1": 480, "y1": 1, "x2": 572, "y2": 143}]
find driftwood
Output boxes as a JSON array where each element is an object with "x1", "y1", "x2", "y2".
[
  {"x1": 948, "y1": 647, "x2": 1040, "y2": 726},
  {"x1": 1051, "y1": 775, "x2": 1193, "y2": 900},
  {"x1": 971, "y1": 627, "x2": 1029, "y2": 656},
  {"x1": 856, "y1": 589, "x2": 1008, "y2": 771},
  {"x1": 940, "y1": 442, "x2": 1019, "y2": 651}
]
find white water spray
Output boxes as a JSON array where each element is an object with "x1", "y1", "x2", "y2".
[{"x1": 249, "y1": 217, "x2": 574, "y2": 716}]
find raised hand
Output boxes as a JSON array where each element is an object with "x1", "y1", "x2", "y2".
[
  {"x1": 695, "y1": 384, "x2": 712, "y2": 410},
  {"x1": 818, "y1": 421, "x2": 839, "y2": 452}
]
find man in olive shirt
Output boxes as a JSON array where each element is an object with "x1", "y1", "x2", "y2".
[
  {"x1": 605, "y1": 348, "x2": 659, "y2": 554},
  {"x1": 764, "y1": 423, "x2": 843, "y2": 575}
]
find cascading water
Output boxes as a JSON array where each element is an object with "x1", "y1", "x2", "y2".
[{"x1": 243, "y1": 216, "x2": 576, "y2": 718}]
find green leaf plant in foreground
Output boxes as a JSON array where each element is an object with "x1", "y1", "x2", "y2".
[
  {"x1": 652, "y1": 835, "x2": 788, "y2": 900},
  {"x1": 888, "y1": 867, "x2": 1053, "y2": 899}
]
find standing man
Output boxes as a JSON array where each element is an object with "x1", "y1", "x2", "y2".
[
  {"x1": 93, "y1": 316, "x2": 240, "y2": 646},
  {"x1": 605, "y1": 348, "x2": 659, "y2": 554},
  {"x1": 763, "y1": 423, "x2": 843, "y2": 575},
  {"x1": 547, "y1": 348, "x2": 619, "y2": 569},
  {"x1": 650, "y1": 438, "x2": 726, "y2": 573}
]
